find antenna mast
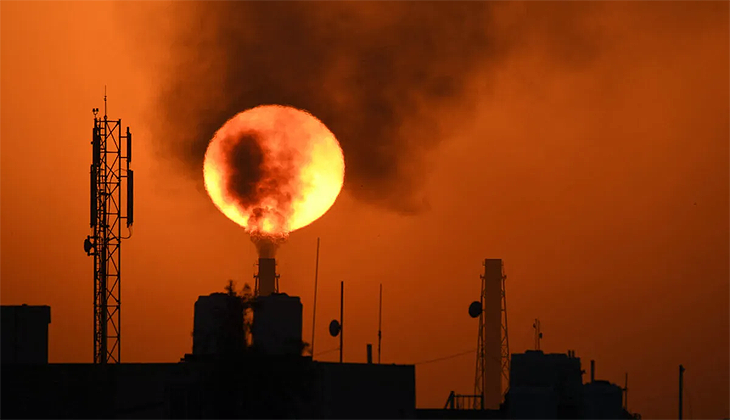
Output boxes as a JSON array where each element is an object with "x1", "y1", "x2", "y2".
[
  {"x1": 533, "y1": 319, "x2": 542, "y2": 350},
  {"x1": 474, "y1": 259, "x2": 510, "y2": 410},
  {"x1": 378, "y1": 283, "x2": 382, "y2": 364},
  {"x1": 340, "y1": 281, "x2": 344, "y2": 363},
  {"x1": 85, "y1": 92, "x2": 134, "y2": 364},
  {"x1": 623, "y1": 372, "x2": 629, "y2": 411},
  {"x1": 311, "y1": 237, "x2": 320, "y2": 357},
  {"x1": 678, "y1": 365, "x2": 685, "y2": 420}
]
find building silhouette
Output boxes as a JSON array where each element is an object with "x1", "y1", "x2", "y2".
[{"x1": 1, "y1": 289, "x2": 640, "y2": 419}]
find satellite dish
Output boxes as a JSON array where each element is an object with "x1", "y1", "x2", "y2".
[
  {"x1": 329, "y1": 320, "x2": 341, "y2": 337},
  {"x1": 83, "y1": 237, "x2": 94, "y2": 255},
  {"x1": 468, "y1": 301, "x2": 482, "y2": 318}
]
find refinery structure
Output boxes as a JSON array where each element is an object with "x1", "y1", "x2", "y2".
[{"x1": 1, "y1": 104, "x2": 645, "y2": 419}]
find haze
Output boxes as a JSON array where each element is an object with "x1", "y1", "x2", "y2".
[{"x1": 1, "y1": 2, "x2": 727, "y2": 418}]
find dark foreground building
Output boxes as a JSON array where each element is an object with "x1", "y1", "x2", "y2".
[
  {"x1": 1, "y1": 305, "x2": 51, "y2": 364},
  {"x1": 1, "y1": 357, "x2": 415, "y2": 419},
  {"x1": 1, "y1": 298, "x2": 415, "y2": 419},
  {"x1": 1, "y1": 298, "x2": 639, "y2": 419},
  {"x1": 503, "y1": 350, "x2": 639, "y2": 419}
]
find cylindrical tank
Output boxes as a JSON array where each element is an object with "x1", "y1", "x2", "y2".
[
  {"x1": 192, "y1": 293, "x2": 245, "y2": 356},
  {"x1": 252, "y1": 293, "x2": 303, "y2": 356}
]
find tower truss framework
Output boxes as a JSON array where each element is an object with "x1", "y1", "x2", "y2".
[
  {"x1": 474, "y1": 259, "x2": 510, "y2": 409},
  {"x1": 85, "y1": 101, "x2": 133, "y2": 364}
]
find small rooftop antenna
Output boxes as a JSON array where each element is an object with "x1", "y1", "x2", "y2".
[
  {"x1": 533, "y1": 318, "x2": 542, "y2": 350},
  {"x1": 623, "y1": 372, "x2": 629, "y2": 411},
  {"x1": 378, "y1": 283, "x2": 382, "y2": 364},
  {"x1": 104, "y1": 85, "x2": 107, "y2": 119},
  {"x1": 311, "y1": 237, "x2": 321, "y2": 357},
  {"x1": 679, "y1": 364, "x2": 685, "y2": 420}
]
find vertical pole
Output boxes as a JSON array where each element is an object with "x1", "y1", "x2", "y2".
[
  {"x1": 679, "y1": 365, "x2": 685, "y2": 420},
  {"x1": 367, "y1": 344, "x2": 372, "y2": 364},
  {"x1": 590, "y1": 360, "x2": 595, "y2": 382},
  {"x1": 624, "y1": 372, "x2": 628, "y2": 411},
  {"x1": 378, "y1": 283, "x2": 382, "y2": 364},
  {"x1": 340, "y1": 281, "x2": 344, "y2": 363},
  {"x1": 311, "y1": 238, "x2": 320, "y2": 357},
  {"x1": 481, "y1": 272, "x2": 486, "y2": 411}
]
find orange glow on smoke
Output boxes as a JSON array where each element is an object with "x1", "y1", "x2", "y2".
[{"x1": 203, "y1": 105, "x2": 345, "y2": 237}]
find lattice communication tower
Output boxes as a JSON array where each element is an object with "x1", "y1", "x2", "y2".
[
  {"x1": 83, "y1": 95, "x2": 133, "y2": 364},
  {"x1": 472, "y1": 259, "x2": 510, "y2": 409}
]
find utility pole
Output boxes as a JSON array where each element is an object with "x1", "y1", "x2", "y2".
[
  {"x1": 378, "y1": 283, "x2": 382, "y2": 364},
  {"x1": 311, "y1": 238, "x2": 320, "y2": 357},
  {"x1": 679, "y1": 365, "x2": 685, "y2": 420},
  {"x1": 340, "y1": 281, "x2": 344, "y2": 363}
]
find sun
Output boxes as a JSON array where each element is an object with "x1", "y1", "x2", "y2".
[{"x1": 203, "y1": 105, "x2": 345, "y2": 237}]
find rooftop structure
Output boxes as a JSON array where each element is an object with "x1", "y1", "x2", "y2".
[{"x1": 1, "y1": 305, "x2": 51, "y2": 364}]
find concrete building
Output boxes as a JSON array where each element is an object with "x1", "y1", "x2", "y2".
[
  {"x1": 508, "y1": 349, "x2": 584, "y2": 418},
  {"x1": 506, "y1": 350, "x2": 637, "y2": 419},
  {"x1": 1, "y1": 305, "x2": 51, "y2": 364},
  {"x1": 583, "y1": 380, "x2": 624, "y2": 419}
]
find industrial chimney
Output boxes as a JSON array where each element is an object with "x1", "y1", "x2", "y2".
[
  {"x1": 481, "y1": 259, "x2": 504, "y2": 410},
  {"x1": 256, "y1": 258, "x2": 279, "y2": 296},
  {"x1": 250, "y1": 256, "x2": 304, "y2": 356}
]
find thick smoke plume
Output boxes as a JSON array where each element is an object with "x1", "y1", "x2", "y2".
[
  {"x1": 251, "y1": 234, "x2": 286, "y2": 259},
  {"x1": 154, "y1": 2, "x2": 505, "y2": 214},
  {"x1": 150, "y1": 2, "x2": 605, "y2": 214},
  {"x1": 221, "y1": 128, "x2": 297, "y2": 232}
]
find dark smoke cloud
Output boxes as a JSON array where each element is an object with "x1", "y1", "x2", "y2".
[
  {"x1": 223, "y1": 130, "x2": 296, "y2": 231},
  {"x1": 225, "y1": 132, "x2": 265, "y2": 208},
  {"x1": 151, "y1": 1, "x2": 602, "y2": 214}
]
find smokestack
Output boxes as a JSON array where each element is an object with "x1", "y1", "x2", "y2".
[
  {"x1": 482, "y1": 259, "x2": 503, "y2": 410},
  {"x1": 257, "y1": 258, "x2": 277, "y2": 296},
  {"x1": 591, "y1": 360, "x2": 595, "y2": 382},
  {"x1": 367, "y1": 344, "x2": 373, "y2": 364}
]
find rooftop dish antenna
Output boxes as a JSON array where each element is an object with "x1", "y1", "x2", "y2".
[
  {"x1": 533, "y1": 318, "x2": 543, "y2": 350},
  {"x1": 329, "y1": 281, "x2": 344, "y2": 363}
]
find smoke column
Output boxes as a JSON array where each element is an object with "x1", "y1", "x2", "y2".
[{"x1": 144, "y1": 2, "x2": 605, "y2": 213}]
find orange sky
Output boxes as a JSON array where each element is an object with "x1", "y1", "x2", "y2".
[{"x1": 1, "y1": 2, "x2": 728, "y2": 418}]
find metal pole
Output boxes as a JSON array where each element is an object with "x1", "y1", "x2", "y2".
[
  {"x1": 311, "y1": 238, "x2": 320, "y2": 357},
  {"x1": 590, "y1": 360, "x2": 595, "y2": 382},
  {"x1": 679, "y1": 365, "x2": 685, "y2": 420},
  {"x1": 378, "y1": 283, "x2": 382, "y2": 364},
  {"x1": 624, "y1": 372, "x2": 628, "y2": 411},
  {"x1": 340, "y1": 281, "x2": 344, "y2": 363}
]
